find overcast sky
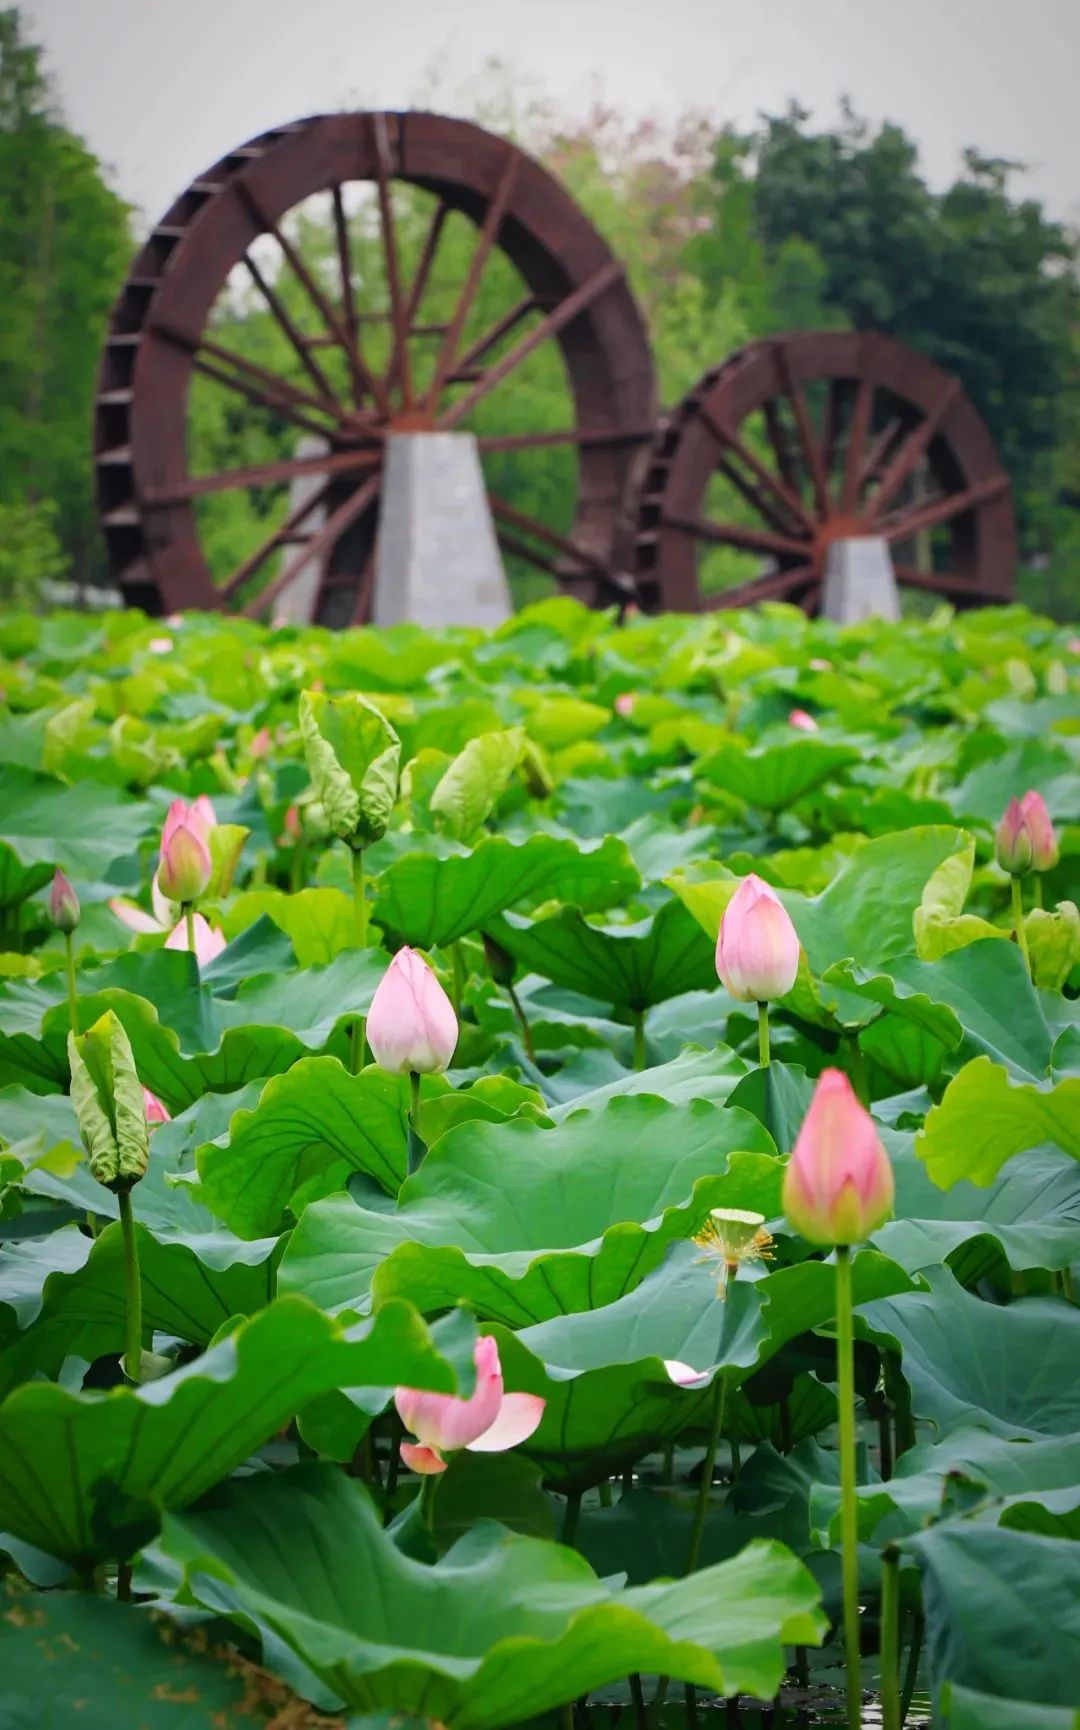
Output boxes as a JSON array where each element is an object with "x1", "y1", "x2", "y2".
[{"x1": 25, "y1": 0, "x2": 1080, "y2": 229}]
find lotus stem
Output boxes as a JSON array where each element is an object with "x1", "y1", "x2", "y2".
[
  {"x1": 879, "y1": 1544, "x2": 901, "y2": 1730},
  {"x1": 685, "y1": 1372, "x2": 726, "y2": 1574},
  {"x1": 835, "y1": 1244, "x2": 862, "y2": 1730},
  {"x1": 629, "y1": 1673, "x2": 648, "y2": 1730},
  {"x1": 352, "y1": 846, "x2": 368, "y2": 947},
  {"x1": 184, "y1": 903, "x2": 196, "y2": 957},
  {"x1": 632, "y1": 1008, "x2": 647, "y2": 1071},
  {"x1": 451, "y1": 942, "x2": 467, "y2": 1015},
  {"x1": 561, "y1": 1489, "x2": 582, "y2": 1547},
  {"x1": 508, "y1": 981, "x2": 536, "y2": 1063},
  {"x1": 1033, "y1": 873, "x2": 1044, "y2": 910},
  {"x1": 597, "y1": 1478, "x2": 612, "y2": 1507},
  {"x1": 349, "y1": 1016, "x2": 366, "y2": 1073},
  {"x1": 64, "y1": 931, "x2": 79, "y2": 1036},
  {"x1": 1011, "y1": 877, "x2": 1031, "y2": 976},
  {"x1": 407, "y1": 1070, "x2": 424, "y2": 1176},
  {"x1": 117, "y1": 1559, "x2": 133, "y2": 1602},
  {"x1": 900, "y1": 1610, "x2": 923, "y2": 1725},
  {"x1": 757, "y1": 1000, "x2": 770, "y2": 1066},
  {"x1": 117, "y1": 1188, "x2": 143, "y2": 1385}
]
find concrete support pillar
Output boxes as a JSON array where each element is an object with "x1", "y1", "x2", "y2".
[{"x1": 372, "y1": 432, "x2": 511, "y2": 629}]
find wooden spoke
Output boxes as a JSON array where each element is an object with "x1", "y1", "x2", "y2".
[
  {"x1": 859, "y1": 416, "x2": 904, "y2": 492},
  {"x1": 703, "y1": 564, "x2": 817, "y2": 610},
  {"x1": 169, "y1": 341, "x2": 337, "y2": 443},
  {"x1": 488, "y1": 493, "x2": 610, "y2": 574},
  {"x1": 329, "y1": 185, "x2": 366, "y2": 409},
  {"x1": 892, "y1": 563, "x2": 983, "y2": 597},
  {"x1": 243, "y1": 469, "x2": 383, "y2": 618},
  {"x1": 712, "y1": 455, "x2": 798, "y2": 539},
  {"x1": 878, "y1": 475, "x2": 1008, "y2": 543},
  {"x1": 773, "y1": 345, "x2": 831, "y2": 518},
  {"x1": 762, "y1": 399, "x2": 802, "y2": 494},
  {"x1": 425, "y1": 151, "x2": 519, "y2": 412},
  {"x1": 453, "y1": 296, "x2": 537, "y2": 375},
  {"x1": 242, "y1": 252, "x2": 339, "y2": 405},
  {"x1": 370, "y1": 113, "x2": 413, "y2": 410},
  {"x1": 865, "y1": 380, "x2": 962, "y2": 522},
  {"x1": 438, "y1": 259, "x2": 624, "y2": 430},
  {"x1": 478, "y1": 424, "x2": 653, "y2": 454},
  {"x1": 821, "y1": 379, "x2": 844, "y2": 480},
  {"x1": 662, "y1": 510, "x2": 811, "y2": 563},
  {"x1": 144, "y1": 446, "x2": 381, "y2": 507},
  {"x1": 700, "y1": 405, "x2": 815, "y2": 534},
  {"x1": 839, "y1": 376, "x2": 874, "y2": 513},
  {"x1": 191, "y1": 328, "x2": 345, "y2": 425},
  {"x1": 218, "y1": 477, "x2": 335, "y2": 602},
  {"x1": 383, "y1": 201, "x2": 451, "y2": 396}
]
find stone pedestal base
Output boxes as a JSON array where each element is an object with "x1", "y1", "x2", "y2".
[
  {"x1": 373, "y1": 432, "x2": 511, "y2": 629},
  {"x1": 821, "y1": 536, "x2": 901, "y2": 624}
]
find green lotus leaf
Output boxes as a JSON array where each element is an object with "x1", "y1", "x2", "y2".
[
  {"x1": 300, "y1": 689, "x2": 401, "y2": 845},
  {"x1": 917, "y1": 1056, "x2": 1080, "y2": 1188},
  {"x1": 483, "y1": 896, "x2": 716, "y2": 1013}
]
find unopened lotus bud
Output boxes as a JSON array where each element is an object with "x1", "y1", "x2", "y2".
[
  {"x1": 782, "y1": 1069, "x2": 894, "y2": 1247},
  {"x1": 68, "y1": 1011, "x2": 149, "y2": 1192},
  {"x1": 995, "y1": 797, "x2": 1034, "y2": 877},
  {"x1": 48, "y1": 868, "x2": 80, "y2": 934},
  {"x1": 716, "y1": 873, "x2": 800, "y2": 1002},
  {"x1": 158, "y1": 821, "x2": 211, "y2": 904},
  {"x1": 788, "y1": 708, "x2": 818, "y2": 732},
  {"x1": 367, "y1": 947, "x2": 458, "y2": 1076},
  {"x1": 1020, "y1": 791, "x2": 1059, "y2": 873}
]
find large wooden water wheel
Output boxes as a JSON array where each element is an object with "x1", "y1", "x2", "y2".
[
  {"x1": 632, "y1": 331, "x2": 1015, "y2": 613},
  {"x1": 94, "y1": 112, "x2": 656, "y2": 626}
]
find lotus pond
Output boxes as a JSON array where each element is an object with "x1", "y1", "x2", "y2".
[{"x1": 0, "y1": 599, "x2": 1078, "y2": 1730}]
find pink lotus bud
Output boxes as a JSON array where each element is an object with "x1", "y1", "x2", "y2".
[
  {"x1": 809, "y1": 657, "x2": 833, "y2": 673},
  {"x1": 143, "y1": 1087, "x2": 171, "y2": 1125},
  {"x1": 1020, "y1": 790, "x2": 1059, "y2": 872},
  {"x1": 1067, "y1": 637, "x2": 1080, "y2": 655},
  {"x1": 148, "y1": 636, "x2": 173, "y2": 656},
  {"x1": 716, "y1": 873, "x2": 800, "y2": 1002},
  {"x1": 48, "y1": 868, "x2": 80, "y2": 933},
  {"x1": 165, "y1": 613, "x2": 184, "y2": 629},
  {"x1": 367, "y1": 947, "x2": 458, "y2": 1076},
  {"x1": 995, "y1": 797, "x2": 1034, "y2": 877},
  {"x1": 788, "y1": 708, "x2": 818, "y2": 732},
  {"x1": 249, "y1": 726, "x2": 272, "y2": 760},
  {"x1": 615, "y1": 693, "x2": 636, "y2": 718},
  {"x1": 395, "y1": 1335, "x2": 545, "y2": 1475},
  {"x1": 162, "y1": 797, "x2": 216, "y2": 852},
  {"x1": 158, "y1": 822, "x2": 211, "y2": 905},
  {"x1": 782, "y1": 1069, "x2": 894, "y2": 1247},
  {"x1": 165, "y1": 913, "x2": 227, "y2": 966},
  {"x1": 281, "y1": 804, "x2": 302, "y2": 846}
]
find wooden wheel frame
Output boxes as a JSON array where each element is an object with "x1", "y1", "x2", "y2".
[
  {"x1": 632, "y1": 331, "x2": 1016, "y2": 613},
  {"x1": 94, "y1": 111, "x2": 656, "y2": 626}
]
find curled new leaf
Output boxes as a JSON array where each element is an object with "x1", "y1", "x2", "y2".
[
  {"x1": 67, "y1": 1011, "x2": 149, "y2": 1192},
  {"x1": 299, "y1": 689, "x2": 401, "y2": 846}
]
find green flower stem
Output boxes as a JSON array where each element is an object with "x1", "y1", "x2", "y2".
[
  {"x1": 629, "y1": 1672, "x2": 648, "y2": 1730},
  {"x1": 352, "y1": 847, "x2": 368, "y2": 947},
  {"x1": 561, "y1": 1489, "x2": 582, "y2": 1547},
  {"x1": 507, "y1": 981, "x2": 536, "y2": 1063},
  {"x1": 597, "y1": 1478, "x2": 613, "y2": 1507},
  {"x1": 685, "y1": 1372, "x2": 726, "y2": 1574},
  {"x1": 117, "y1": 1560, "x2": 133, "y2": 1602},
  {"x1": 879, "y1": 1544, "x2": 902, "y2": 1730},
  {"x1": 407, "y1": 1070, "x2": 424, "y2": 1176},
  {"x1": 1033, "y1": 873, "x2": 1044, "y2": 910},
  {"x1": 900, "y1": 1611, "x2": 924, "y2": 1725},
  {"x1": 757, "y1": 1000, "x2": 770, "y2": 1067},
  {"x1": 64, "y1": 931, "x2": 79, "y2": 1036},
  {"x1": 632, "y1": 1009, "x2": 647, "y2": 1071},
  {"x1": 450, "y1": 942, "x2": 467, "y2": 1016},
  {"x1": 184, "y1": 903, "x2": 196, "y2": 956},
  {"x1": 349, "y1": 1016, "x2": 367, "y2": 1073},
  {"x1": 835, "y1": 1244, "x2": 862, "y2": 1730},
  {"x1": 1011, "y1": 876, "x2": 1031, "y2": 976},
  {"x1": 117, "y1": 1188, "x2": 143, "y2": 1385}
]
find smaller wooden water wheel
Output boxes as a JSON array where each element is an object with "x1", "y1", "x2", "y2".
[
  {"x1": 94, "y1": 112, "x2": 656, "y2": 626},
  {"x1": 632, "y1": 331, "x2": 1015, "y2": 613}
]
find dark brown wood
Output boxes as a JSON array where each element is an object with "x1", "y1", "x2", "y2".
[
  {"x1": 439, "y1": 259, "x2": 625, "y2": 429},
  {"x1": 839, "y1": 376, "x2": 874, "y2": 513},
  {"x1": 453, "y1": 296, "x2": 537, "y2": 374},
  {"x1": 144, "y1": 445, "x2": 380, "y2": 506},
  {"x1": 702, "y1": 564, "x2": 817, "y2": 610},
  {"x1": 329, "y1": 184, "x2": 366, "y2": 408},
  {"x1": 477, "y1": 424, "x2": 653, "y2": 453},
  {"x1": 243, "y1": 469, "x2": 383, "y2": 617},
  {"x1": 489, "y1": 492, "x2": 611, "y2": 575},
  {"x1": 662, "y1": 511, "x2": 810, "y2": 562},
  {"x1": 776, "y1": 353, "x2": 832, "y2": 520},
  {"x1": 700, "y1": 404, "x2": 814, "y2": 534},
  {"x1": 182, "y1": 348, "x2": 336, "y2": 443},
  {"x1": 370, "y1": 112, "x2": 413, "y2": 411},
  {"x1": 865, "y1": 379, "x2": 962, "y2": 522},
  {"x1": 425, "y1": 151, "x2": 519, "y2": 412},
  {"x1": 878, "y1": 474, "x2": 1008, "y2": 542},
  {"x1": 218, "y1": 477, "x2": 335, "y2": 601},
  {"x1": 242, "y1": 250, "x2": 340, "y2": 404}
]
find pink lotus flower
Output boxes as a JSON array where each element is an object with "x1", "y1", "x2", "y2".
[
  {"x1": 158, "y1": 822, "x2": 211, "y2": 906},
  {"x1": 995, "y1": 796, "x2": 1034, "y2": 877},
  {"x1": 1020, "y1": 790, "x2": 1059, "y2": 873},
  {"x1": 165, "y1": 913, "x2": 227, "y2": 966},
  {"x1": 615, "y1": 693, "x2": 636, "y2": 718},
  {"x1": 143, "y1": 1087, "x2": 171, "y2": 1125},
  {"x1": 109, "y1": 872, "x2": 177, "y2": 940},
  {"x1": 249, "y1": 726, "x2": 272, "y2": 759},
  {"x1": 782, "y1": 1069, "x2": 894, "y2": 1246},
  {"x1": 663, "y1": 1359, "x2": 711, "y2": 1387},
  {"x1": 809, "y1": 657, "x2": 833, "y2": 673},
  {"x1": 162, "y1": 797, "x2": 217, "y2": 850},
  {"x1": 148, "y1": 636, "x2": 174, "y2": 656},
  {"x1": 165, "y1": 614, "x2": 184, "y2": 629},
  {"x1": 395, "y1": 1335, "x2": 545, "y2": 1476},
  {"x1": 280, "y1": 804, "x2": 302, "y2": 847},
  {"x1": 48, "y1": 868, "x2": 80, "y2": 933},
  {"x1": 788, "y1": 708, "x2": 818, "y2": 732},
  {"x1": 367, "y1": 947, "x2": 458, "y2": 1076},
  {"x1": 716, "y1": 873, "x2": 800, "y2": 1002}
]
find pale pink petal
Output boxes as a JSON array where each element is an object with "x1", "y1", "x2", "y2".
[
  {"x1": 395, "y1": 1334, "x2": 503, "y2": 1452},
  {"x1": 109, "y1": 897, "x2": 165, "y2": 936},
  {"x1": 400, "y1": 1443, "x2": 447, "y2": 1475},
  {"x1": 165, "y1": 914, "x2": 227, "y2": 966},
  {"x1": 663, "y1": 1360, "x2": 710, "y2": 1387},
  {"x1": 148, "y1": 636, "x2": 173, "y2": 656},
  {"x1": 143, "y1": 1087, "x2": 171, "y2": 1125},
  {"x1": 368, "y1": 946, "x2": 458, "y2": 1075},
  {"x1": 467, "y1": 1391, "x2": 547, "y2": 1453}
]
